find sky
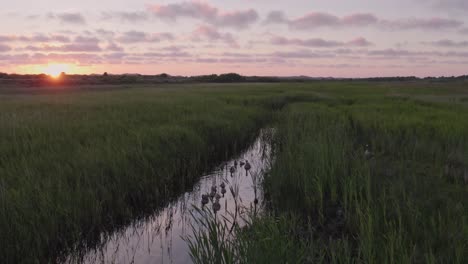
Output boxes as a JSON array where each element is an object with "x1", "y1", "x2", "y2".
[{"x1": 0, "y1": 0, "x2": 468, "y2": 77}]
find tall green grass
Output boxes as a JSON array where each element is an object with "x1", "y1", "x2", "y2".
[
  {"x1": 0, "y1": 84, "x2": 296, "y2": 262},
  {"x1": 1, "y1": 81, "x2": 467, "y2": 263},
  {"x1": 188, "y1": 96, "x2": 467, "y2": 263}
]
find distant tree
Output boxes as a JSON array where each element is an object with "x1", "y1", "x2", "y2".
[
  {"x1": 216, "y1": 73, "x2": 245, "y2": 83},
  {"x1": 103, "y1": 72, "x2": 108, "y2": 76},
  {"x1": 159, "y1": 73, "x2": 169, "y2": 78},
  {"x1": 0, "y1": 72, "x2": 8, "y2": 78}
]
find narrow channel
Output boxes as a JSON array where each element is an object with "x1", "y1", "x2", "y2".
[{"x1": 65, "y1": 129, "x2": 273, "y2": 264}]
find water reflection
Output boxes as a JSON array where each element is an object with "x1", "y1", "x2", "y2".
[{"x1": 66, "y1": 130, "x2": 272, "y2": 264}]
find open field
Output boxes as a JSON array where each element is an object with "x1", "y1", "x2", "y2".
[{"x1": 1, "y1": 81, "x2": 467, "y2": 263}]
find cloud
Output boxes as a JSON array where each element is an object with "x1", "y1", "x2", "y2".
[
  {"x1": 270, "y1": 50, "x2": 333, "y2": 59},
  {"x1": 347, "y1": 37, "x2": 373, "y2": 47},
  {"x1": 116, "y1": 31, "x2": 174, "y2": 43},
  {"x1": 191, "y1": 25, "x2": 238, "y2": 47},
  {"x1": 0, "y1": 44, "x2": 11, "y2": 52},
  {"x1": 0, "y1": 34, "x2": 71, "y2": 43},
  {"x1": 101, "y1": 11, "x2": 148, "y2": 22},
  {"x1": 433, "y1": 0, "x2": 468, "y2": 11},
  {"x1": 96, "y1": 29, "x2": 116, "y2": 38},
  {"x1": 342, "y1": 13, "x2": 379, "y2": 26},
  {"x1": 270, "y1": 36, "x2": 372, "y2": 48},
  {"x1": 106, "y1": 42, "x2": 124, "y2": 52},
  {"x1": 148, "y1": 1, "x2": 259, "y2": 29},
  {"x1": 381, "y1": 17, "x2": 463, "y2": 30},
  {"x1": 74, "y1": 36, "x2": 100, "y2": 44},
  {"x1": 48, "y1": 12, "x2": 86, "y2": 25},
  {"x1": 289, "y1": 12, "x2": 341, "y2": 29},
  {"x1": 265, "y1": 10, "x2": 463, "y2": 31},
  {"x1": 459, "y1": 28, "x2": 468, "y2": 34},
  {"x1": 264, "y1": 11, "x2": 288, "y2": 24},
  {"x1": 266, "y1": 11, "x2": 378, "y2": 29},
  {"x1": 24, "y1": 43, "x2": 102, "y2": 52},
  {"x1": 423, "y1": 39, "x2": 468, "y2": 48}
]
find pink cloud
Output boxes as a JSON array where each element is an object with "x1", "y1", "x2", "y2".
[
  {"x1": 289, "y1": 12, "x2": 341, "y2": 29},
  {"x1": 116, "y1": 31, "x2": 174, "y2": 43},
  {"x1": 347, "y1": 37, "x2": 373, "y2": 47},
  {"x1": 106, "y1": 42, "x2": 124, "y2": 52},
  {"x1": 191, "y1": 25, "x2": 238, "y2": 47},
  {"x1": 0, "y1": 34, "x2": 71, "y2": 43},
  {"x1": 47, "y1": 12, "x2": 86, "y2": 25},
  {"x1": 423, "y1": 39, "x2": 468, "y2": 48},
  {"x1": 434, "y1": 0, "x2": 468, "y2": 11},
  {"x1": 382, "y1": 17, "x2": 463, "y2": 30},
  {"x1": 342, "y1": 13, "x2": 379, "y2": 26},
  {"x1": 270, "y1": 36, "x2": 372, "y2": 48},
  {"x1": 101, "y1": 11, "x2": 148, "y2": 22},
  {"x1": 24, "y1": 43, "x2": 102, "y2": 52},
  {"x1": 265, "y1": 10, "x2": 463, "y2": 31},
  {"x1": 148, "y1": 1, "x2": 258, "y2": 29},
  {"x1": 0, "y1": 44, "x2": 11, "y2": 52}
]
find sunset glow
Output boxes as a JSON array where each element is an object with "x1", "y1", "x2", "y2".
[
  {"x1": 42, "y1": 64, "x2": 70, "y2": 77},
  {"x1": 16, "y1": 63, "x2": 92, "y2": 76},
  {"x1": 1, "y1": 0, "x2": 468, "y2": 77}
]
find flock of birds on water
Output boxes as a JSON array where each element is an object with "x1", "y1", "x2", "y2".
[{"x1": 201, "y1": 159, "x2": 252, "y2": 213}]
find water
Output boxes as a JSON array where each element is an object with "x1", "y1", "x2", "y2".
[{"x1": 66, "y1": 130, "x2": 272, "y2": 264}]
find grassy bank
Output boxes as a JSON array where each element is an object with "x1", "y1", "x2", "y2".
[{"x1": 188, "y1": 84, "x2": 468, "y2": 263}]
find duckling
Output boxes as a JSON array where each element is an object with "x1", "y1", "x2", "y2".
[
  {"x1": 215, "y1": 193, "x2": 221, "y2": 200},
  {"x1": 220, "y1": 182, "x2": 226, "y2": 189},
  {"x1": 240, "y1": 161, "x2": 245, "y2": 167},
  {"x1": 221, "y1": 187, "x2": 226, "y2": 196},
  {"x1": 229, "y1": 166, "x2": 235, "y2": 175}
]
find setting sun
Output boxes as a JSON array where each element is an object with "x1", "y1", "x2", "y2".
[{"x1": 42, "y1": 64, "x2": 70, "y2": 78}]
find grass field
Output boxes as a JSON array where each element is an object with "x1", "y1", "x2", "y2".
[{"x1": 1, "y1": 81, "x2": 467, "y2": 263}]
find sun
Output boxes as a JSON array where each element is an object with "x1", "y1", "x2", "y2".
[{"x1": 42, "y1": 64, "x2": 71, "y2": 78}]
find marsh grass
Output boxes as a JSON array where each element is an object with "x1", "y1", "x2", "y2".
[
  {"x1": 188, "y1": 89, "x2": 468, "y2": 263},
  {"x1": 1, "y1": 81, "x2": 467, "y2": 263}
]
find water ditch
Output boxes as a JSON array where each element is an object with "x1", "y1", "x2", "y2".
[{"x1": 65, "y1": 129, "x2": 273, "y2": 264}]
